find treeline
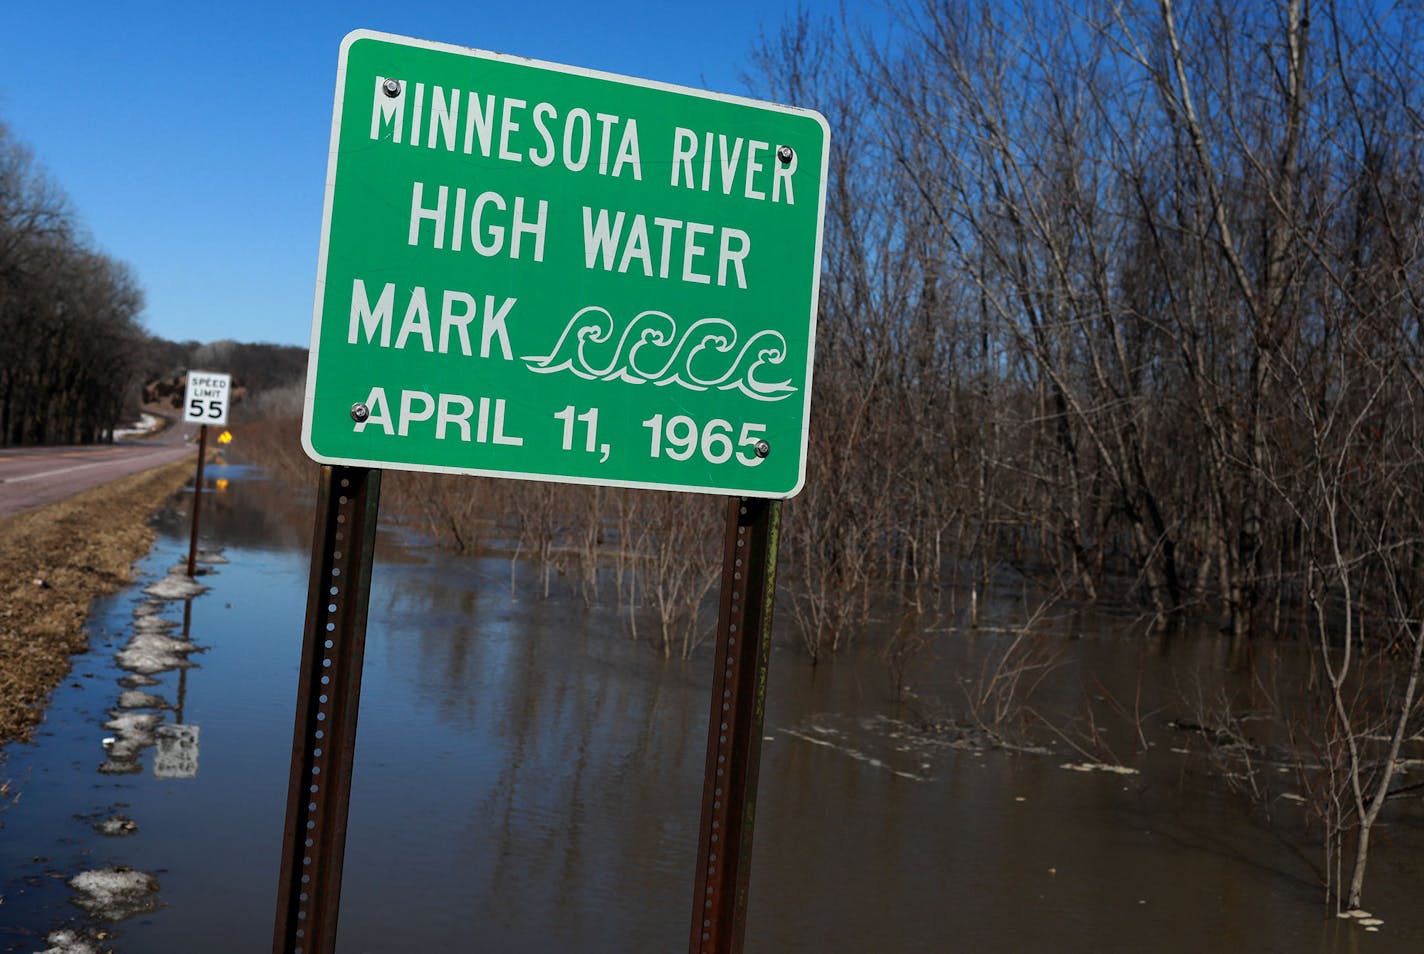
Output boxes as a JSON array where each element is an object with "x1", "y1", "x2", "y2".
[
  {"x1": 141, "y1": 339, "x2": 309, "y2": 398},
  {"x1": 139, "y1": 339, "x2": 309, "y2": 421},
  {"x1": 0, "y1": 115, "x2": 312, "y2": 445},
  {"x1": 0, "y1": 121, "x2": 147, "y2": 446},
  {"x1": 245, "y1": 1, "x2": 1424, "y2": 657},
  {"x1": 756, "y1": 0, "x2": 1424, "y2": 649}
]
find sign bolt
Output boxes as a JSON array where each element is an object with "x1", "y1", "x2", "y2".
[
  {"x1": 382, "y1": 79, "x2": 401, "y2": 98},
  {"x1": 350, "y1": 403, "x2": 370, "y2": 423},
  {"x1": 754, "y1": 440, "x2": 770, "y2": 459},
  {"x1": 776, "y1": 145, "x2": 794, "y2": 165}
]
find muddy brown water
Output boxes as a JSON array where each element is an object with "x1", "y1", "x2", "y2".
[{"x1": 1, "y1": 465, "x2": 1421, "y2": 951}]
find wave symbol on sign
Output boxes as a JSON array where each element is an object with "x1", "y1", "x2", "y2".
[{"x1": 521, "y1": 307, "x2": 797, "y2": 403}]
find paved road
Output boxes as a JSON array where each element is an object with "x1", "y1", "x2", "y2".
[{"x1": 0, "y1": 423, "x2": 198, "y2": 521}]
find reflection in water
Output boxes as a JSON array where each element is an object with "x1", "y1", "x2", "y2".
[{"x1": 0, "y1": 464, "x2": 1421, "y2": 951}]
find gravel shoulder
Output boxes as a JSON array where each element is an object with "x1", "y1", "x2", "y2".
[{"x1": 0, "y1": 459, "x2": 194, "y2": 747}]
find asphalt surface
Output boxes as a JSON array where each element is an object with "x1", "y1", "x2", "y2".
[{"x1": 0, "y1": 419, "x2": 198, "y2": 521}]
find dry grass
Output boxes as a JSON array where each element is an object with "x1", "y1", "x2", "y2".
[{"x1": 0, "y1": 459, "x2": 193, "y2": 746}]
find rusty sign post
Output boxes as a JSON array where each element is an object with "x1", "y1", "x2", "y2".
[
  {"x1": 273, "y1": 466, "x2": 381, "y2": 954},
  {"x1": 185, "y1": 424, "x2": 208, "y2": 578},
  {"x1": 690, "y1": 497, "x2": 781, "y2": 954}
]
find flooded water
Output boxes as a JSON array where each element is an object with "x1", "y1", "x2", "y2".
[{"x1": 2, "y1": 463, "x2": 1422, "y2": 951}]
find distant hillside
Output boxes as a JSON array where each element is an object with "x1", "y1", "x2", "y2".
[{"x1": 136, "y1": 338, "x2": 309, "y2": 420}]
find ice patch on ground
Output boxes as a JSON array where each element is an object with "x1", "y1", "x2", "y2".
[
  {"x1": 142, "y1": 574, "x2": 207, "y2": 601},
  {"x1": 196, "y1": 547, "x2": 228, "y2": 564},
  {"x1": 68, "y1": 867, "x2": 161, "y2": 920}
]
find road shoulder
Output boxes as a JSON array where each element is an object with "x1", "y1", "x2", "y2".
[{"x1": 0, "y1": 459, "x2": 194, "y2": 748}]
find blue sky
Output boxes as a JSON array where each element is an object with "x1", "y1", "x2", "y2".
[{"x1": 1, "y1": 1, "x2": 851, "y2": 348}]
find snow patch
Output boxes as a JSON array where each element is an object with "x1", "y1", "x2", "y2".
[{"x1": 112, "y1": 413, "x2": 159, "y2": 439}]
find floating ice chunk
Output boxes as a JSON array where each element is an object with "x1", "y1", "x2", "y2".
[
  {"x1": 104, "y1": 712, "x2": 160, "y2": 737},
  {"x1": 117, "y1": 690, "x2": 168, "y2": 710},
  {"x1": 39, "y1": 930, "x2": 103, "y2": 954},
  {"x1": 69, "y1": 866, "x2": 162, "y2": 920},
  {"x1": 1059, "y1": 762, "x2": 1140, "y2": 775},
  {"x1": 100, "y1": 711, "x2": 160, "y2": 767},
  {"x1": 94, "y1": 815, "x2": 139, "y2": 836},
  {"x1": 116, "y1": 632, "x2": 197, "y2": 675},
  {"x1": 133, "y1": 614, "x2": 178, "y2": 634},
  {"x1": 143, "y1": 574, "x2": 207, "y2": 601},
  {"x1": 118, "y1": 673, "x2": 160, "y2": 688}
]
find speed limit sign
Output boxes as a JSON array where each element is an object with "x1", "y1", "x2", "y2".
[{"x1": 184, "y1": 370, "x2": 231, "y2": 426}]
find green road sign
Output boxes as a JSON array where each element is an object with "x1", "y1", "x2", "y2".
[{"x1": 302, "y1": 30, "x2": 829, "y2": 497}]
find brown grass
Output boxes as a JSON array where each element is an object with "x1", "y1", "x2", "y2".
[{"x1": 0, "y1": 459, "x2": 193, "y2": 747}]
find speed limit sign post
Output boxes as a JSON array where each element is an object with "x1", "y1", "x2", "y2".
[{"x1": 183, "y1": 370, "x2": 231, "y2": 577}]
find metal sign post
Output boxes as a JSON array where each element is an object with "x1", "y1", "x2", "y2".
[
  {"x1": 186, "y1": 424, "x2": 208, "y2": 578},
  {"x1": 689, "y1": 497, "x2": 780, "y2": 954},
  {"x1": 183, "y1": 368, "x2": 230, "y2": 578},
  {"x1": 273, "y1": 466, "x2": 382, "y2": 954}
]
